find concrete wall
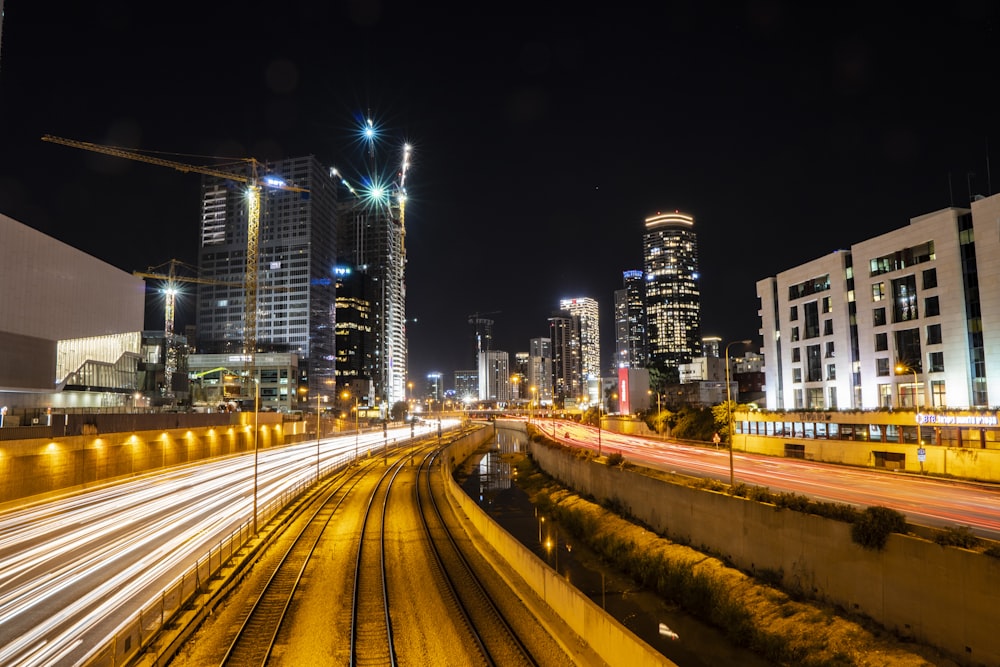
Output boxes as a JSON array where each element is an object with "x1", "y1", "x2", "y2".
[
  {"x1": 443, "y1": 422, "x2": 673, "y2": 666},
  {"x1": 526, "y1": 435, "x2": 1000, "y2": 666},
  {"x1": 0, "y1": 413, "x2": 304, "y2": 506}
]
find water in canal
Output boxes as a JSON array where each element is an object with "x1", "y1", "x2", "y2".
[{"x1": 457, "y1": 428, "x2": 772, "y2": 667}]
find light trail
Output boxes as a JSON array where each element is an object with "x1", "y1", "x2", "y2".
[
  {"x1": 0, "y1": 419, "x2": 452, "y2": 667},
  {"x1": 551, "y1": 420, "x2": 1000, "y2": 539}
]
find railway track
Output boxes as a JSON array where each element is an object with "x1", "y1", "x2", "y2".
[
  {"x1": 218, "y1": 459, "x2": 375, "y2": 666},
  {"x1": 168, "y1": 426, "x2": 576, "y2": 666},
  {"x1": 415, "y1": 448, "x2": 540, "y2": 666}
]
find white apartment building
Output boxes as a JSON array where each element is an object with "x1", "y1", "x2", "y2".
[{"x1": 758, "y1": 192, "x2": 1000, "y2": 411}]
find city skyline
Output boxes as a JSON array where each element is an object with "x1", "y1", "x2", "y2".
[{"x1": 1, "y1": 2, "x2": 997, "y2": 388}]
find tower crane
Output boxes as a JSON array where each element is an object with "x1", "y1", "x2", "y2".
[
  {"x1": 42, "y1": 134, "x2": 309, "y2": 396},
  {"x1": 133, "y1": 258, "x2": 243, "y2": 398}
]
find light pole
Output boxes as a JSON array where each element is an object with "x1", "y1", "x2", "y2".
[
  {"x1": 529, "y1": 386, "x2": 537, "y2": 424},
  {"x1": 315, "y1": 394, "x2": 327, "y2": 481},
  {"x1": 252, "y1": 377, "x2": 259, "y2": 534},
  {"x1": 895, "y1": 363, "x2": 919, "y2": 409},
  {"x1": 726, "y1": 339, "x2": 752, "y2": 486},
  {"x1": 342, "y1": 390, "x2": 360, "y2": 462},
  {"x1": 597, "y1": 377, "x2": 602, "y2": 457}
]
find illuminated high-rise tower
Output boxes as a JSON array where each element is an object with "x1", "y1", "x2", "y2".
[
  {"x1": 614, "y1": 270, "x2": 648, "y2": 369},
  {"x1": 643, "y1": 211, "x2": 702, "y2": 370},
  {"x1": 559, "y1": 297, "x2": 600, "y2": 383},
  {"x1": 337, "y1": 195, "x2": 407, "y2": 409},
  {"x1": 334, "y1": 120, "x2": 411, "y2": 410},
  {"x1": 549, "y1": 311, "x2": 582, "y2": 407}
]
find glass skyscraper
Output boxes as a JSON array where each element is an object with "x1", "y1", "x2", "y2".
[{"x1": 643, "y1": 211, "x2": 702, "y2": 370}]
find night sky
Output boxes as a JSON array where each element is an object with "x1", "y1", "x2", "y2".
[{"x1": 1, "y1": 1, "x2": 997, "y2": 388}]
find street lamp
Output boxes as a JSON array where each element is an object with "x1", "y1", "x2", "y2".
[
  {"x1": 342, "y1": 390, "x2": 360, "y2": 462},
  {"x1": 315, "y1": 394, "x2": 327, "y2": 481},
  {"x1": 895, "y1": 363, "x2": 919, "y2": 409},
  {"x1": 252, "y1": 377, "x2": 260, "y2": 534},
  {"x1": 726, "y1": 339, "x2": 752, "y2": 486},
  {"x1": 529, "y1": 386, "x2": 537, "y2": 424},
  {"x1": 597, "y1": 377, "x2": 602, "y2": 457}
]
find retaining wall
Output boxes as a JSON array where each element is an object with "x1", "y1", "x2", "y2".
[
  {"x1": 443, "y1": 422, "x2": 672, "y2": 666},
  {"x1": 524, "y1": 430, "x2": 1000, "y2": 666},
  {"x1": 0, "y1": 414, "x2": 306, "y2": 506}
]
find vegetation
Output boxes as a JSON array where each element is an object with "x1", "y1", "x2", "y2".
[
  {"x1": 605, "y1": 451, "x2": 625, "y2": 467},
  {"x1": 934, "y1": 525, "x2": 980, "y2": 549},
  {"x1": 512, "y1": 454, "x2": 947, "y2": 665},
  {"x1": 850, "y1": 506, "x2": 908, "y2": 551}
]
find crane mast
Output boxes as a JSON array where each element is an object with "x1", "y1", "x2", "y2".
[{"x1": 43, "y1": 135, "x2": 308, "y2": 398}]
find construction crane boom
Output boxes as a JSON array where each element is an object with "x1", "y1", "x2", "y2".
[{"x1": 43, "y1": 134, "x2": 309, "y2": 397}]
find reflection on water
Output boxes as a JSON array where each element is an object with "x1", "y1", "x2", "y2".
[{"x1": 458, "y1": 428, "x2": 772, "y2": 667}]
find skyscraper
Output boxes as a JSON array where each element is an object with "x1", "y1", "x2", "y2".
[
  {"x1": 614, "y1": 270, "x2": 648, "y2": 369},
  {"x1": 528, "y1": 337, "x2": 553, "y2": 404},
  {"x1": 549, "y1": 311, "x2": 582, "y2": 408},
  {"x1": 195, "y1": 155, "x2": 340, "y2": 395},
  {"x1": 643, "y1": 211, "x2": 702, "y2": 371},
  {"x1": 336, "y1": 188, "x2": 407, "y2": 409},
  {"x1": 334, "y1": 264, "x2": 375, "y2": 390},
  {"x1": 478, "y1": 349, "x2": 510, "y2": 403},
  {"x1": 559, "y1": 297, "x2": 600, "y2": 388}
]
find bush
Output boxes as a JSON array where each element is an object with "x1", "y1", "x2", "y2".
[
  {"x1": 851, "y1": 506, "x2": 907, "y2": 550},
  {"x1": 606, "y1": 451, "x2": 625, "y2": 467},
  {"x1": 747, "y1": 486, "x2": 774, "y2": 504},
  {"x1": 934, "y1": 525, "x2": 980, "y2": 549}
]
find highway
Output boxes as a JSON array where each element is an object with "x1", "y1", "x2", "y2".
[
  {"x1": 542, "y1": 418, "x2": 1000, "y2": 540},
  {"x1": 0, "y1": 420, "x2": 448, "y2": 667},
  {"x1": 4, "y1": 415, "x2": 998, "y2": 666}
]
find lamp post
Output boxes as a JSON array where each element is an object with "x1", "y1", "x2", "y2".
[
  {"x1": 597, "y1": 377, "x2": 602, "y2": 457},
  {"x1": 726, "y1": 339, "x2": 752, "y2": 486},
  {"x1": 342, "y1": 390, "x2": 360, "y2": 462},
  {"x1": 315, "y1": 394, "x2": 327, "y2": 481},
  {"x1": 252, "y1": 377, "x2": 259, "y2": 534},
  {"x1": 895, "y1": 363, "x2": 919, "y2": 409},
  {"x1": 529, "y1": 386, "x2": 537, "y2": 424}
]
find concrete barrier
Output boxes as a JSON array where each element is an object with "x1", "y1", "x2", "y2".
[
  {"x1": 526, "y1": 433, "x2": 1000, "y2": 666},
  {"x1": 442, "y1": 422, "x2": 673, "y2": 666}
]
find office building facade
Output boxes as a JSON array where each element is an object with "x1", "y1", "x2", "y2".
[
  {"x1": 614, "y1": 270, "x2": 648, "y2": 370},
  {"x1": 195, "y1": 156, "x2": 340, "y2": 397},
  {"x1": 549, "y1": 311, "x2": 582, "y2": 408},
  {"x1": 528, "y1": 337, "x2": 553, "y2": 405},
  {"x1": 477, "y1": 349, "x2": 510, "y2": 403},
  {"x1": 643, "y1": 211, "x2": 702, "y2": 370}
]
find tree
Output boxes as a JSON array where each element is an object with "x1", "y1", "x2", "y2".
[
  {"x1": 390, "y1": 401, "x2": 408, "y2": 422},
  {"x1": 671, "y1": 406, "x2": 716, "y2": 441}
]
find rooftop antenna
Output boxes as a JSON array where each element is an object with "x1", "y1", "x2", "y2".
[
  {"x1": 967, "y1": 171, "x2": 976, "y2": 205},
  {"x1": 948, "y1": 172, "x2": 954, "y2": 207}
]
